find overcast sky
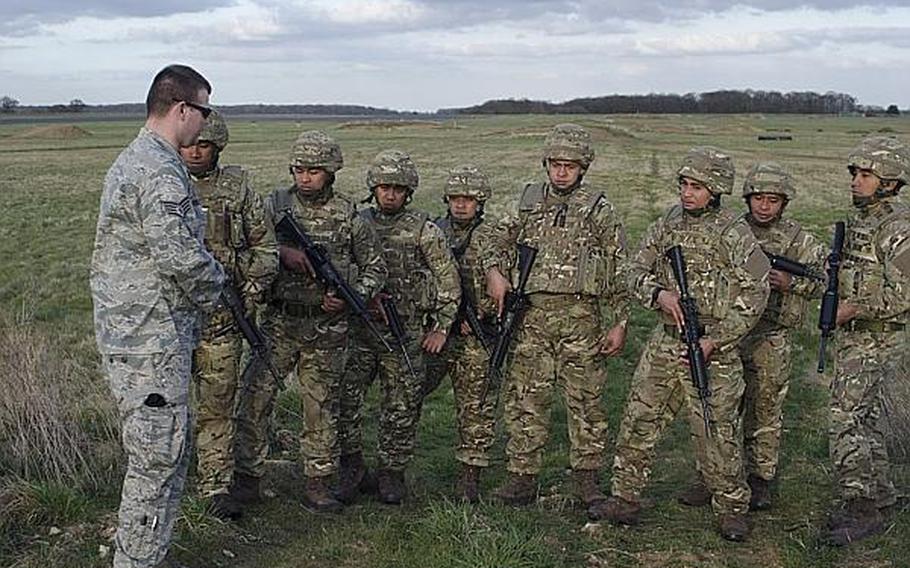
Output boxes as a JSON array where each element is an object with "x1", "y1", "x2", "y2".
[{"x1": 1, "y1": 1, "x2": 909, "y2": 111}]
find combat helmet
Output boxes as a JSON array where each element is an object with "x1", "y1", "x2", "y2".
[
  {"x1": 677, "y1": 146, "x2": 735, "y2": 195},
  {"x1": 742, "y1": 162, "x2": 796, "y2": 201},
  {"x1": 198, "y1": 109, "x2": 229, "y2": 150},
  {"x1": 366, "y1": 150, "x2": 419, "y2": 192},
  {"x1": 847, "y1": 136, "x2": 909, "y2": 187},
  {"x1": 542, "y1": 123, "x2": 595, "y2": 169},
  {"x1": 443, "y1": 164, "x2": 491, "y2": 203},
  {"x1": 289, "y1": 130, "x2": 344, "y2": 173}
]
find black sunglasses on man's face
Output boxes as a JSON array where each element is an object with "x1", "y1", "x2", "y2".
[{"x1": 173, "y1": 98, "x2": 212, "y2": 118}]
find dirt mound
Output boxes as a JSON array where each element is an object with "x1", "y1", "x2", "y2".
[{"x1": 13, "y1": 125, "x2": 93, "y2": 140}]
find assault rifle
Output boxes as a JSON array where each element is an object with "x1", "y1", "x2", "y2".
[
  {"x1": 275, "y1": 214, "x2": 392, "y2": 353},
  {"x1": 765, "y1": 252, "x2": 824, "y2": 282},
  {"x1": 483, "y1": 242, "x2": 538, "y2": 404},
  {"x1": 379, "y1": 296, "x2": 420, "y2": 383},
  {"x1": 666, "y1": 245, "x2": 712, "y2": 437},
  {"x1": 453, "y1": 294, "x2": 493, "y2": 355},
  {"x1": 817, "y1": 222, "x2": 846, "y2": 373},
  {"x1": 221, "y1": 282, "x2": 284, "y2": 389}
]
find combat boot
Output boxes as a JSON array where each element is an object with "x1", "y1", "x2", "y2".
[
  {"x1": 209, "y1": 492, "x2": 242, "y2": 521},
  {"x1": 677, "y1": 481, "x2": 711, "y2": 507},
  {"x1": 335, "y1": 452, "x2": 367, "y2": 504},
  {"x1": 492, "y1": 473, "x2": 537, "y2": 506},
  {"x1": 599, "y1": 495, "x2": 642, "y2": 526},
  {"x1": 748, "y1": 474, "x2": 772, "y2": 511},
  {"x1": 231, "y1": 472, "x2": 261, "y2": 505},
  {"x1": 455, "y1": 464, "x2": 482, "y2": 504},
  {"x1": 718, "y1": 513, "x2": 751, "y2": 542},
  {"x1": 573, "y1": 469, "x2": 609, "y2": 519},
  {"x1": 377, "y1": 469, "x2": 406, "y2": 505},
  {"x1": 825, "y1": 498, "x2": 885, "y2": 546},
  {"x1": 302, "y1": 476, "x2": 343, "y2": 513}
]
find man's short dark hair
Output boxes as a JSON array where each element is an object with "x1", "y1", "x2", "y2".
[{"x1": 145, "y1": 64, "x2": 212, "y2": 118}]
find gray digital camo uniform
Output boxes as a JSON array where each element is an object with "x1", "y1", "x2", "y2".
[
  {"x1": 832, "y1": 148, "x2": 910, "y2": 509},
  {"x1": 91, "y1": 127, "x2": 224, "y2": 568},
  {"x1": 191, "y1": 116, "x2": 278, "y2": 498},
  {"x1": 612, "y1": 195, "x2": 770, "y2": 516},
  {"x1": 481, "y1": 180, "x2": 631, "y2": 476}
]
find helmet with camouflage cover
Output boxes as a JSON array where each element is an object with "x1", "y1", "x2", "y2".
[
  {"x1": 742, "y1": 162, "x2": 796, "y2": 201},
  {"x1": 677, "y1": 146, "x2": 735, "y2": 195},
  {"x1": 289, "y1": 130, "x2": 344, "y2": 173},
  {"x1": 366, "y1": 150, "x2": 419, "y2": 191},
  {"x1": 443, "y1": 164, "x2": 491, "y2": 203},
  {"x1": 198, "y1": 109, "x2": 229, "y2": 150},
  {"x1": 847, "y1": 136, "x2": 909, "y2": 186},
  {"x1": 542, "y1": 123, "x2": 595, "y2": 169}
]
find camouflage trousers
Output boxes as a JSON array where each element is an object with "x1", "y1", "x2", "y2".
[
  {"x1": 503, "y1": 294, "x2": 609, "y2": 475},
  {"x1": 259, "y1": 305, "x2": 348, "y2": 478},
  {"x1": 339, "y1": 322, "x2": 425, "y2": 471},
  {"x1": 830, "y1": 329, "x2": 904, "y2": 507},
  {"x1": 104, "y1": 348, "x2": 192, "y2": 568},
  {"x1": 739, "y1": 324, "x2": 793, "y2": 481},
  {"x1": 611, "y1": 326, "x2": 750, "y2": 515},
  {"x1": 192, "y1": 310, "x2": 275, "y2": 496}
]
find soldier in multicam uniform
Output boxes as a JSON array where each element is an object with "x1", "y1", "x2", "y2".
[
  {"x1": 336, "y1": 150, "x2": 461, "y2": 505},
  {"x1": 600, "y1": 146, "x2": 770, "y2": 542},
  {"x1": 91, "y1": 65, "x2": 224, "y2": 568},
  {"x1": 255, "y1": 131, "x2": 387, "y2": 513},
  {"x1": 483, "y1": 124, "x2": 631, "y2": 520},
  {"x1": 177, "y1": 110, "x2": 278, "y2": 519},
  {"x1": 425, "y1": 165, "x2": 500, "y2": 502},
  {"x1": 824, "y1": 136, "x2": 910, "y2": 546}
]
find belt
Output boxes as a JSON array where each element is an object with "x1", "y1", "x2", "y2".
[
  {"x1": 844, "y1": 320, "x2": 906, "y2": 333},
  {"x1": 272, "y1": 301, "x2": 324, "y2": 319}
]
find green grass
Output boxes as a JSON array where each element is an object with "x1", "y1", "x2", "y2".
[{"x1": 1, "y1": 114, "x2": 909, "y2": 567}]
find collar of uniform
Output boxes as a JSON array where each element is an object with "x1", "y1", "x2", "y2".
[
  {"x1": 746, "y1": 212, "x2": 778, "y2": 230},
  {"x1": 140, "y1": 126, "x2": 182, "y2": 161},
  {"x1": 375, "y1": 206, "x2": 407, "y2": 223}
]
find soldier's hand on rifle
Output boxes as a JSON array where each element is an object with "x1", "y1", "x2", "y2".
[
  {"x1": 656, "y1": 289, "x2": 685, "y2": 330},
  {"x1": 368, "y1": 292, "x2": 390, "y2": 325},
  {"x1": 322, "y1": 291, "x2": 347, "y2": 313},
  {"x1": 460, "y1": 320, "x2": 471, "y2": 336},
  {"x1": 486, "y1": 268, "x2": 511, "y2": 316},
  {"x1": 595, "y1": 322, "x2": 627, "y2": 357},
  {"x1": 422, "y1": 330, "x2": 448, "y2": 354},
  {"x1": 836, "y1": 302, "x2": 860, "y2": 326},
  {"x1": 279, "y1": 245, "x2": 315, "y2": 278},
  {"x1": 680, "y1": 337, "x2": 717, "y2": 366},
  {"x1": 768, "y1": 269, "x2": 792, "y2": 293}
]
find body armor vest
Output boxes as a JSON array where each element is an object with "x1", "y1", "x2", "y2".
[
  {"x1": 515, "y1": 182, "x2": 615, "y2": 296},
  {"x1": 751, "y1": 217, "x2": 809, "y2": 328},
  {"x1": 195, "y1": 165, "x2": 249, "y2": 273},
  {"x1": 436, "y1": 216, "x2": 480, "y2": 304},
  {"x1": 270, "y1": 185, "x2": 359, "y2": 305}
]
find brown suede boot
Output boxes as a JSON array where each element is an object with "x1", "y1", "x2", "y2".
[
  {"x1": 231, "y1": 472, "x2": 262, "y2": 505},
  {"x1": 455, "y1": 465, "x2": 482, "y2": 504},
  {"x1": 377, "y1": 469, "x2": 406, "y2": 505},
  {"x1": 748, "y1": 474, "x2": 772, "y2": 511},
  {"x1": 492, "y1": 473, "x2": 537, "y2": 506},
  {"x1": 335, "y1": 452, "x2": 367, "y2": 504},
  {"x1": 677, "y1": 482, "x2": 711, "y2": 507},
  {"x1": 599, "y1": 495, "x2": 642, "y2": 526},
  {"x1": 573, "y1": 469, "x2": 609, "y2": 519},
  {"x1": 719, "y1": 513, "x2": 751, "y2": 542},
  {"x1": 825, "y1": 498, "x2": 885, "y2": 546},
  {"x1": 302, "y1": 476, "x2": 343, "y2": 513}
]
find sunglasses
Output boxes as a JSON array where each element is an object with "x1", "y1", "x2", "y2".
[{"x1": 173, "y1": 98, "x2": 212, "y2": 118}]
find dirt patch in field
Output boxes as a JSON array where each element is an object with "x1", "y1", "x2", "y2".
[{"x1": 12, "y1": 125, "x2": 93, "y2": 140}]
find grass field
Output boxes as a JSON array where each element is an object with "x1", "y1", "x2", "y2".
[{"x1": 1, "y1": 113, "x2": 908, "y2": 568}]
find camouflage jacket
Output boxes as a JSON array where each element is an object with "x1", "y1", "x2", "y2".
[
  {"x1": 361, "y1": 206, "x2": 461, "y2": 331},
  {"x1": 91, "y1": 127, "x2": 225, "y2": 354},
  {"x1": 840, "y1": 195, "x2": 910, "y2": 325},
  {"x1": 746, "y1": 215, "x2": 825, "y2": 329},
  {"x1": 265, "y1": 185, "x2": 387, "y2": 308},
  {"x1": 481, "y1": 180, "x2": 631, "y2": 324},
  {"x1": 192, "y1": 165, "x2": 277, "y2": 302},
  {"x1": 628, "y1": 204, "x2": 770, "y2": 352},
  {"x1": 435, "y1": 215, "x2": 498, "y2": 318}
]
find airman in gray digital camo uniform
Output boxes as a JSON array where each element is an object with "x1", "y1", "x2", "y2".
[
  {"x1": 91, "y1": 65, "x2": 224, "y2": 568},
  {"x1": 600, "y1": 146, "x2": 770, "y2": 542},
  {"x1": 178, "y1": 110, "x2": 278, "y2": 520},
  {"x1": 482, "y1": 124, "x2": 631, "y2": 520}
]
